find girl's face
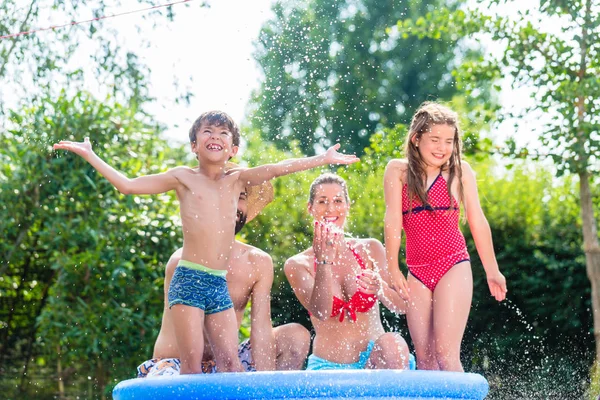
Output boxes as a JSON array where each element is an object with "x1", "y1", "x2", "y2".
[
  {"x1": 414, "y1": 123, "x2": 456, "y2": 169},
  {"x1": 308, "y1": 183, "x2": 349, "y2": 229}
]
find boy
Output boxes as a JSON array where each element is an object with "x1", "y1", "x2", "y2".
[
  {"x1": 138, "y1": 184, "x2": 310, "y2": 376},
  {"x1": 53, "y1": 110, "x2": 357, "y2": 374}
]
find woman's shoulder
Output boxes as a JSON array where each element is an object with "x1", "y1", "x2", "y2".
[{"x1": 284, "y1": 249, "x2": 313, "y2": 270}]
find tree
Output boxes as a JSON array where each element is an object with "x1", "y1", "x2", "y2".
[
  {"x1": 0, "y1": 92, "x2": 186, "y2": 399},
  {"x1": 0, "y1": 0, "x2": 194, "y2": 115},
  {"x1": 394, "y1": 0, "x2": 600, "y2": 365},
  {"x1": 250, "y1": 0, "x2": 473, "y2": 156}
]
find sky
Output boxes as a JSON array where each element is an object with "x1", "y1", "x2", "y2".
[
  {"x1": 102, "y1": 0, "x2": 545, "y2": 149},
  {"x1": 106, "y1": 0, "x2": 276, "y2": 145},
  {"x1": 4, "y1": 0, "x2": 548, "y2": 149}
]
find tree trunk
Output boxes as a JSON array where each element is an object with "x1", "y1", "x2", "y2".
[
  {"x1": 577, "y1": 0, "x2": 599, "y2": 363},
  {"x1": 96, "y1": 360, "x2": 107, "y2": 400},
  {"x1": 57, "y1": 345, "x2": 65, "y2": 399},
  {"x1": 580, "y1": 171, "x2": 600, "y2": 361}
]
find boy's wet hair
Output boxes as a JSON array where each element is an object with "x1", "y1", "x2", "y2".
[
  {"x1": 404, "y1": 101, "x2": 464, "y2": 212},
  {"x1": 308, "y1": 173, "x2": 351, "y2": 205},
  {"x1": 189, "y1": 111, "x2": 240, "y2": 146}
]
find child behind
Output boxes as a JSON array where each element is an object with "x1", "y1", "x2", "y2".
[
  {"x1": 383, "y1": 102, "x2": 507, "y2": 372},
  {"x1": 54, "y1": 111, "x2": 358, "y2": 374}
]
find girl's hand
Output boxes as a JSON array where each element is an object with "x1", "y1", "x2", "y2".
[
  {"x1": 313, "y1": 221, "x2": 338, "y2": 266},
  {"x1": 356, "y1": 269, "x2": 382, "y2": 295},
  {"x1": 322, "y1": 143, "x2": 359, "y2": 165},
  {"x1": 53, "y1": 137, "x2": 93, "y2": 159},
  {"x1": 389, "y1": 266, "x2": 410, "y2": 301},
  {"x1": 487, "y1": 271, "x2": 507, "y2": 301}
]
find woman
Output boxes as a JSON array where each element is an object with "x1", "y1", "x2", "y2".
[{"x1": 285, "y1": 173, "x2": 413, "y2": 370}]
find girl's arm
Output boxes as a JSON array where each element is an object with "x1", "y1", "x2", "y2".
[
  {"x1": 360, "y1": 239, "x2": 408, "y2": 315},
  {"x1": 383, "y1": 159, "x2": 410, "y2": 300},
  {"x1": 462, "y1": 161, "x2": 507, "y2": 301},
  {"x1": 54, "y1": 138, "x2": 180, "y2": 195},
  {"x1": 238, "y1": 144, "x2": 358, "y2": 187}
]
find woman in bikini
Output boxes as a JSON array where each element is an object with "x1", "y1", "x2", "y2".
[
  {"x1": 383, "y1": 101, "x2": 507, "y2": 372},
  {"x1": 285, "y1": 173, "x2": 412, "y2": 370}
]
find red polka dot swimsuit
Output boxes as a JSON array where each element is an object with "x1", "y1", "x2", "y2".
[{"x1": 402, "y1": 172, "x2": 470, "y2": 291}]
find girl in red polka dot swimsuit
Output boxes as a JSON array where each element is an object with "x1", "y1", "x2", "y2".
[{"x1": 383, "y1": 102, "x2": 508, "y2": 372}]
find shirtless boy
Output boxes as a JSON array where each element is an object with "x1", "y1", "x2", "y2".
[
  {"x1": 138, "y1": 184, "x2": 310, "y2": 376},
  {"x1": 53, "y1": 110, "x2": 358, "y2": 374}
]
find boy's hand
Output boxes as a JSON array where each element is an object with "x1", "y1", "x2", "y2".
[
  {"x1": 323, "y1": 143, "x2": 359, "y2": 165},
  {"x1": 53, "y1": 137, "x2": 93, "y2": 159}
]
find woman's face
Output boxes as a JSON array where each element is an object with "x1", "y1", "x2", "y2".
[{"x1": 308, "y1": 183, "x2": 349, "y2": 228}]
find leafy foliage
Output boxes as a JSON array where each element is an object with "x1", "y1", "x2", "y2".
[
  {"x1": 250, "y1": 0, "x2": 476, "y2": 156},
  {"x1": 0, "y1": 92, "x2": 186, "y2": 398},
  {"x1": 0, "y1": 0, "x2": 195, "y2": 115}
]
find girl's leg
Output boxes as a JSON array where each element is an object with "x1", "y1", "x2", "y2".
[
  {"x1": 432, "y1": 262, "x2": 473, "y2": 372},
  {"x1": 205, "y1": 307, "x2": 244, "y2": 372},
  {"x1": 170, "y1": 304, "x2": 205, "y2": 374},
  {"x1": 273, "y1": 323, "x2": 311, "y2": 370},
  {"x1": 366, "y1": 333, "x2": 410, "y2": 369},
  {"x1": 406, "y1": 274, "x2": 437, "y2": 370}
]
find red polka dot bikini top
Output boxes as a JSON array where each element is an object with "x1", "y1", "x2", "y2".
[
  {"x1": 312, "y1": 243, "x2": 378, "y2": 322},
  {"x1": 401, "y1": 172, "x2": 467, "y2": 266}
]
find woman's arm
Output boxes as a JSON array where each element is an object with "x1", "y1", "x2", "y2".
[{"x1": 284, "y1": 222, "x2": 338, "y2": 320}]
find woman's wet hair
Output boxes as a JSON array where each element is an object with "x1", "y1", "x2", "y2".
[
  {"x1": 235, "y1": 210, "x2": 247, "y2": 234},
  {"x1": 308, "y1": 173, "x2": 350, "y2": 205}
]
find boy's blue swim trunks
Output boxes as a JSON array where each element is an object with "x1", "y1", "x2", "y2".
[{"x1": 168, "y1": 260, "x2": 233, "y2": 314}]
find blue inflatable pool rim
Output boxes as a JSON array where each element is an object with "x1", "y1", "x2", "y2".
[{"x1": 113, "y1": 370, "x2": 489, "y2": 400}]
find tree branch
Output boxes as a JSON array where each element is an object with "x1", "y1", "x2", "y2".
[{"x1": 0, "y1": 0, "x2": 36, "y2": 79}]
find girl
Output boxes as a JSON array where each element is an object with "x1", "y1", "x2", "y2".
[
  {"x1": 383, "y1": 101, "x2": 507, "y2": 371},
  {"x1": 285, "y1": 173, "x2": 414, "y2": 370}
]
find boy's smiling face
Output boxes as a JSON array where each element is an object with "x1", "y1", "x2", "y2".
[{"x1": 191, "y1": 122, "x2": 239, "y2": 163}]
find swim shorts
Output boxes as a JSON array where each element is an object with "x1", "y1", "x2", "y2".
[
  {"x1": 167, "y1": 260, "x2": 233, "y2": 314},
  {"x1": 306, "y1": 342, "x2": 417, "y2": 370},
  {"x1": 136, "y1": 339, "x2": 255, "y2": 377},
  {"x1": 306, "y1": 341, "x2": 376, "y2": 370}
]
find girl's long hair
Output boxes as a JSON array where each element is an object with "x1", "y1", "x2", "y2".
[{"x1": 404, "y1": 101, "x2": 464, "y2": 211}]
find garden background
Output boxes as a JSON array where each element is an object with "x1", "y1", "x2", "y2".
[{"x1": 1, "y1": 0, "x2": 598, "y2": 399}]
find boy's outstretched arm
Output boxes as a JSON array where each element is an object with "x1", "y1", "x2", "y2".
[
  {"x1": 238, "y1": 143, "x2": 358, "y2": 186},
  {"x1": 54, "y1": 137, "x2": 180, "y2": 195}
]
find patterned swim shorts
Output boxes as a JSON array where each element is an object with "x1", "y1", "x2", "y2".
[
  {"x1": 167, "y1": 260, "x2": 233, "y2": 314},
  {"x1": 136, "y1": 339, "x2": 256, "y2": 377}
]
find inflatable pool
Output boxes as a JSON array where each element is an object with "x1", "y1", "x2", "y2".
[{"x1": 113, "y1": 370, "x2": 489, "y2": 399}]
